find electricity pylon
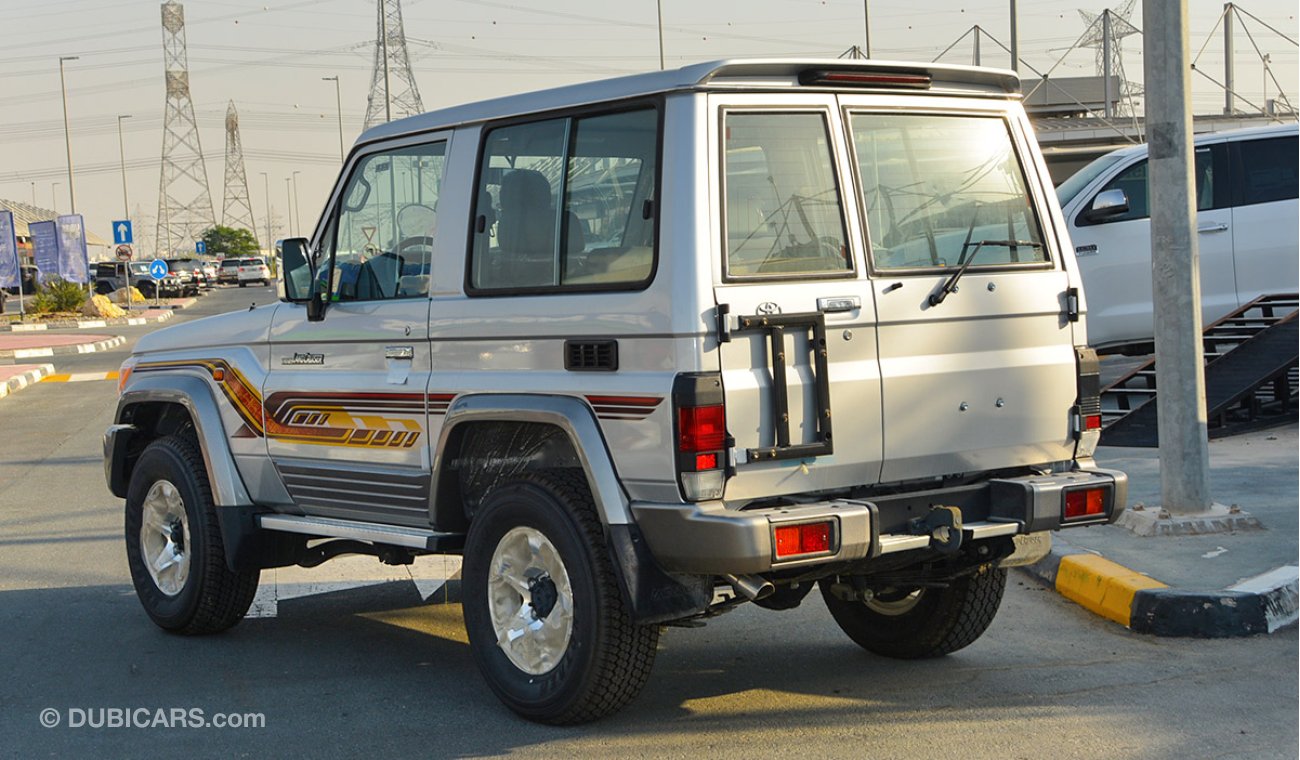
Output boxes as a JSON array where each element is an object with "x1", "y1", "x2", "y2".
[
  {"x1": 156, "y1": 1, "x2": 216, "y2": 256},
  {"x1": 222, "y1": 101, "x2": 258, "y2": 246},
  {"x1": 364, "y1": 0, "x2": 425, "y2": 130}
]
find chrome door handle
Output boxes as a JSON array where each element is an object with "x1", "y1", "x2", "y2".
[
  {"x1": 385, "y1": 345, "x2": 414, "y2": 360},
  {"x1": 817, "y1": 295, "x2": 861, "y2": 313},
  {"x1": 1197, "y1": 223, "x2": 1229, "y2": 233}
]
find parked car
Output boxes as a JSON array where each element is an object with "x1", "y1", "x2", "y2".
[
  {"x1": 236, "y1": 257, "x2": 270, "y2": 286},
  {"x1": 107, "y1": 59, "x2": 1126, "y2": 725},
  {"x1": 94, "y1": 261, "x2": 183, "y2": 299},
  {"x1": 2, "y1": 264, "x2": 38, "y2": 295},
  {"x1": 165, "y1": 258, "x2": 208, "y2": 294},
  {"x1": 218, "y1": 258, "x2": 245, "y2": 284},
  {"x1": 1057, "y1": 123, "x2": 1299, "y2": 351}
]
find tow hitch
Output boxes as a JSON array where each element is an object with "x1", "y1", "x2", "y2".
[{"x1": 910, "y1": 506, "x2": 964, "y2": 554}]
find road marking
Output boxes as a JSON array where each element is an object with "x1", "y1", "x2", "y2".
[{"x1": 42, "y1": 371, "x2": 120, "y2": 383}]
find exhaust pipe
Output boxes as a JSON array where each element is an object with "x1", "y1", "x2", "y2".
[{"x1": 724, "y1": 573, "x2": 775, "y2": 601}]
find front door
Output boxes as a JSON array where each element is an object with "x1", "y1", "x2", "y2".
[{"x1": 264, "y1": 133, "x2": 450, "y2": 528}]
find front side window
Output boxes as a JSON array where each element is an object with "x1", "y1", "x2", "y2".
[
  {"x1": 722, "y1": 111, "x2": 851, "y2": 277},
  {"x1": 326, "y1": 140, "x2": 447, "y2": 301},
  {"x1": 469, "y1": 107, "x2": 658, "y2": 292},
  {"x1": 1085, "y1": 146, "x2": 1222, "y2": 225},
  {"x1": 850, "y1": 113, "x2": 1048, "y2": 271}
]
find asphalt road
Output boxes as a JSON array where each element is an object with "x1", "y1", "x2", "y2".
[{"x1": 0, "y1": 285, "x2": 1295, "y2": 759}]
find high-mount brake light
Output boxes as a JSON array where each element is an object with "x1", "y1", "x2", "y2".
[
  {"x1": 798, "y1": 69, "x2": 932, "y2": 89},
  {"x1": 773, "y1": 521, "x2": 835, "y2": 560}
]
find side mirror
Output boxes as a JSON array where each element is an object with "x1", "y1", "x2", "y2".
[
  {"x1": 278, "y1": 237, "x2": 314, "y2": 303},
  {"x1": 1083, "y1": 188, "x2": 1130, "y2": 222}
]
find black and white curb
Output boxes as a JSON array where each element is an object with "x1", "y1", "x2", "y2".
[
  {"x1": 0, "y1": 335, "x2": 126, "y2": 360},
  {"x1": 0, "y1": 311, "x2": 174, "y2": 332},
  {"x1": 0, "y1": 364, "x2": 55, "y2": 400}
]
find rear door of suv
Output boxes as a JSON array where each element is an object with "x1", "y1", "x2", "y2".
[
  {"x1": 709, "y1": 93, "x2": 885, "y2": 501},
  {"x1": 839, "y1": 95, "x2": 1079, "y2": 482},
  {"x1": 1228, "y1": 130, "x2": 1299, "y2": 305}
]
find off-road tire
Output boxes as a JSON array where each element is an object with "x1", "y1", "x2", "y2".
[
  {"x1": 462, "y1": 470, "x2": 659, "y2": 724},
  {"x1": 124, "y1": 433, "x2": 260, "y2": 634},
  {"x1": 819, "y1": 566, "x2": 1006, "y2": 659}
]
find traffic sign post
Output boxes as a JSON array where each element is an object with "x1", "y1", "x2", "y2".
[
  {"x1": 149, "y1": 258, "x2": 168, "y2": 307},
  {"x1": 117, "y1": 245, "x2": 134, "y2": 310},
  {"x1": 112, "y1": 220, "x2": 133, "y2": 246}
]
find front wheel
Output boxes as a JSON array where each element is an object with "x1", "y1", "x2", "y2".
[
  {"x1": 124, "y1": 433, "x2": 260, "y2": 634},
  {"x1": 819, "y1": 567, "x2": 1006, "y2": 659},
  {"x1": 462, "y1": 471, "x2": 659, "y2": 724}
]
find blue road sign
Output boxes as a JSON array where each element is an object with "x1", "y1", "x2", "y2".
[
  {"x1": 149, "y1": 259, "x2": 169, "y2": 281},
  {"x1": 112, "y1": 220, "x2": 133, "y2": 245},
  {"x1": 195, "y1": 240, "x2": 207, "y2": 255}
]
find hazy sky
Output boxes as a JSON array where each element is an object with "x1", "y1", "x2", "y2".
[{"x1": 1, "y1": 0, "x2": 1296, "y2": 254}]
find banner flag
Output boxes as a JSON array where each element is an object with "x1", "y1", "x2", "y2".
[
  {"x1": 30, "y1": 221, "x2": 58, "y2": 283},
  {"x1": 0, "y1": 211, "x2": 16, "y2": 289},
  {"x1": 57, "y1": 214, "x2": 90, "y2": 284}
]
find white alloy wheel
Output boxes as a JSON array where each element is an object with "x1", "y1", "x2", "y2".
[
  {"x1": 487, "y1": 526, "x2": 575, "y2": 675},
  {"x1": 139, "y1": 479, "x2": 191, "y2": 596}
]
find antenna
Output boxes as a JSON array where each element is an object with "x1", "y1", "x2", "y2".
[
  {"x1": 222, "y1": 101, "x2": 259, "y2": 247},
  {"x1": 364, "y1": 0, "x2": 425, "y2": 130},
  {"x1": 156, "y1": 1, "x2": 216, "y2": 256}
]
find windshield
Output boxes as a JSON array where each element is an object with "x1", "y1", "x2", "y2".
[
  {"x1": 1056, "y1": 151, "x2": 1126, "y2": 207},
  {"x1": 849, "y1": 113, "x2": 1048, "y2": 271}
]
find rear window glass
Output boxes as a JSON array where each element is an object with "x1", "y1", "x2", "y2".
[
  {"x1": 722, "y1": 111, "x2": 851, "y2": 278},
  {"x1": 849, "y1": 113, "x2": 1048, "y2": 271},
  {"x1": 1237, "y1": 136, "x2": 1298, "y2": 206}
]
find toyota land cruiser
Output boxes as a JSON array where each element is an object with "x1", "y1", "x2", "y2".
[{"x1": 105, "y1": 59, "x2": 1126, "y2": 725}]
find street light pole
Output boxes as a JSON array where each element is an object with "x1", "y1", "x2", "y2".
[
  {"x1": 291, "y1": 170, "x2": 302, "y2": 238},
  {"x1": 259, "y1": 171, "x2": 272, "y2": 253},
  {"x1": 285, "y1": 178, "x2": 294, "y2": 237},
  {"x1": 322, "y1": 76, "x2": 344, "y2": 161},
  {"x1": 52, "y1": 183, "x2": 60, "y2": 213},
  {"x1": 58, "y1": 56, "x2": 79, "y2": 214},
  {"x1": 116, "y1": 115, "x2": 133, "y2": 219}
]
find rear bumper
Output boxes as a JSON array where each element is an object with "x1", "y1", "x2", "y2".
[{"x1": 630, "y1": 466, "x2": 1127, "y2": 575}]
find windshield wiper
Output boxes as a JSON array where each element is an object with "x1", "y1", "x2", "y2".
[{"x1": 927, "y1": 239, "x2": 1043, "y2": 307}]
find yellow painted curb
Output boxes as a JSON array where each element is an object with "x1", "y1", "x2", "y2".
[{"x1": 1056, "y1": 554, "x2": 1167, "y2": 627}]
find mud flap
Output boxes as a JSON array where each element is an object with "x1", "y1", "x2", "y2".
[{"x1": 606, "y1": 523, "x2": 713, "y2": 625}]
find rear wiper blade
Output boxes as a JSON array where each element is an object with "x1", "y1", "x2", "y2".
[{"x1": 928, "y1": 239, "x2": 1042, "y2": 307}]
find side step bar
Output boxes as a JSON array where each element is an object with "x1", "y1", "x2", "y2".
[{"x1": 257, "y1": 514, "x2": 465, "y2": 552}]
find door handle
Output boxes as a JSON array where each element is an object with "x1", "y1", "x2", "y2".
[
  {"x1": 385, "y1": 345, "x2": 414, "y2": 360},
  {"x1": 817, "y1": 295, "x2": 861, "y2": 313},
  {"x1": 1197, "y1": 223, "x2": 1229, "y2": 233}
]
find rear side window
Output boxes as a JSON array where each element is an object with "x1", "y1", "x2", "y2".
[
  {"x1": 1235, "y1": 136, "x2": 1298, "y2": 206},
  {"x1": 849, "y1": 113, "x2": 1047, "y2": 270},
  {"x1": 469, "y1": 107, "x2": 658, "y2": 292},
  {"x1": 722, "y1": 111, "x2": 851, "y2": 278}
]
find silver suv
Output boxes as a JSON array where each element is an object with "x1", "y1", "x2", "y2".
[{"x1": 105, "y1": 59, "x2": 1125, "y2": 724}]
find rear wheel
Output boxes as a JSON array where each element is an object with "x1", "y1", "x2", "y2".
[
  {"x1": 819, "y1": 567, "x2": 1006, "y2": 659},
  {"x1": 124, "y1": 433, "x2": 260, "y2": 634},
  {"x1": 462, "y1": 471, "x2": 659, "y2": 724}
]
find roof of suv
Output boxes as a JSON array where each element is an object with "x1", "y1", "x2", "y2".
[{"x1": 358, "y1": 58, "x2": 1021, "y2": 147}]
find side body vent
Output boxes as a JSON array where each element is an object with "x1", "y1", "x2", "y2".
[{"x1": 565, "y1": 340, "x2": 619, "y2": 372}]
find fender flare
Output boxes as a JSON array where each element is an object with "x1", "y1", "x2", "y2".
[
  {"x1": 431, "y1": 393, "x2": 632, "y2": 526},
  {"x1": 112, "y1": 374, "x2": 253, "y2": 508}
]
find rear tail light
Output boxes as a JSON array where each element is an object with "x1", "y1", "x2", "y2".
[
  {"x1": 1074, "y1": 347, "x2": 1102, "y2": 456},
  {"x1": 1062, "y1": 486, "x2": 1110, "y2": 522},
  {"x1": 673, "y1": 374, "x2": 729, "y2": 502},
  {"x1": 773, "y1": 520, "x2": 836, "y2": 560}
]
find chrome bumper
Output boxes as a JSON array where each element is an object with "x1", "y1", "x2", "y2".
[{"x1": 630, "y1": 466, "x2": 1127, "y2": 575}]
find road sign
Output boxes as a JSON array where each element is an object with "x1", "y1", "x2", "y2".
[
  {"x1": 112, "y1": 220, "x2": 133, "y2": 245},
  {"x1": 149, "y1": 259, "x2": 169, "y2": 280},
  {"x1": 195, "y1": 240, "x2": 207, "y2": 255},
  {"x1": 116, "y1": 244, "x2": 133, "y2": 261}
]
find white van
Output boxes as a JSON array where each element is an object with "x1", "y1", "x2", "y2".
[{"x1": 1058, "y1": 123, "x2": 1299, "y2": 350}]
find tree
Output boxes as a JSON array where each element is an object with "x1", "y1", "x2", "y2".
[{"x1": 201, "y1": 226, "x2": 260, "y2": 258}]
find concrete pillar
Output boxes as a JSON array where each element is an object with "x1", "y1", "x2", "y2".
[{"x1": 1143, "y1": 0, "x2": 1213, "y2": 514}]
